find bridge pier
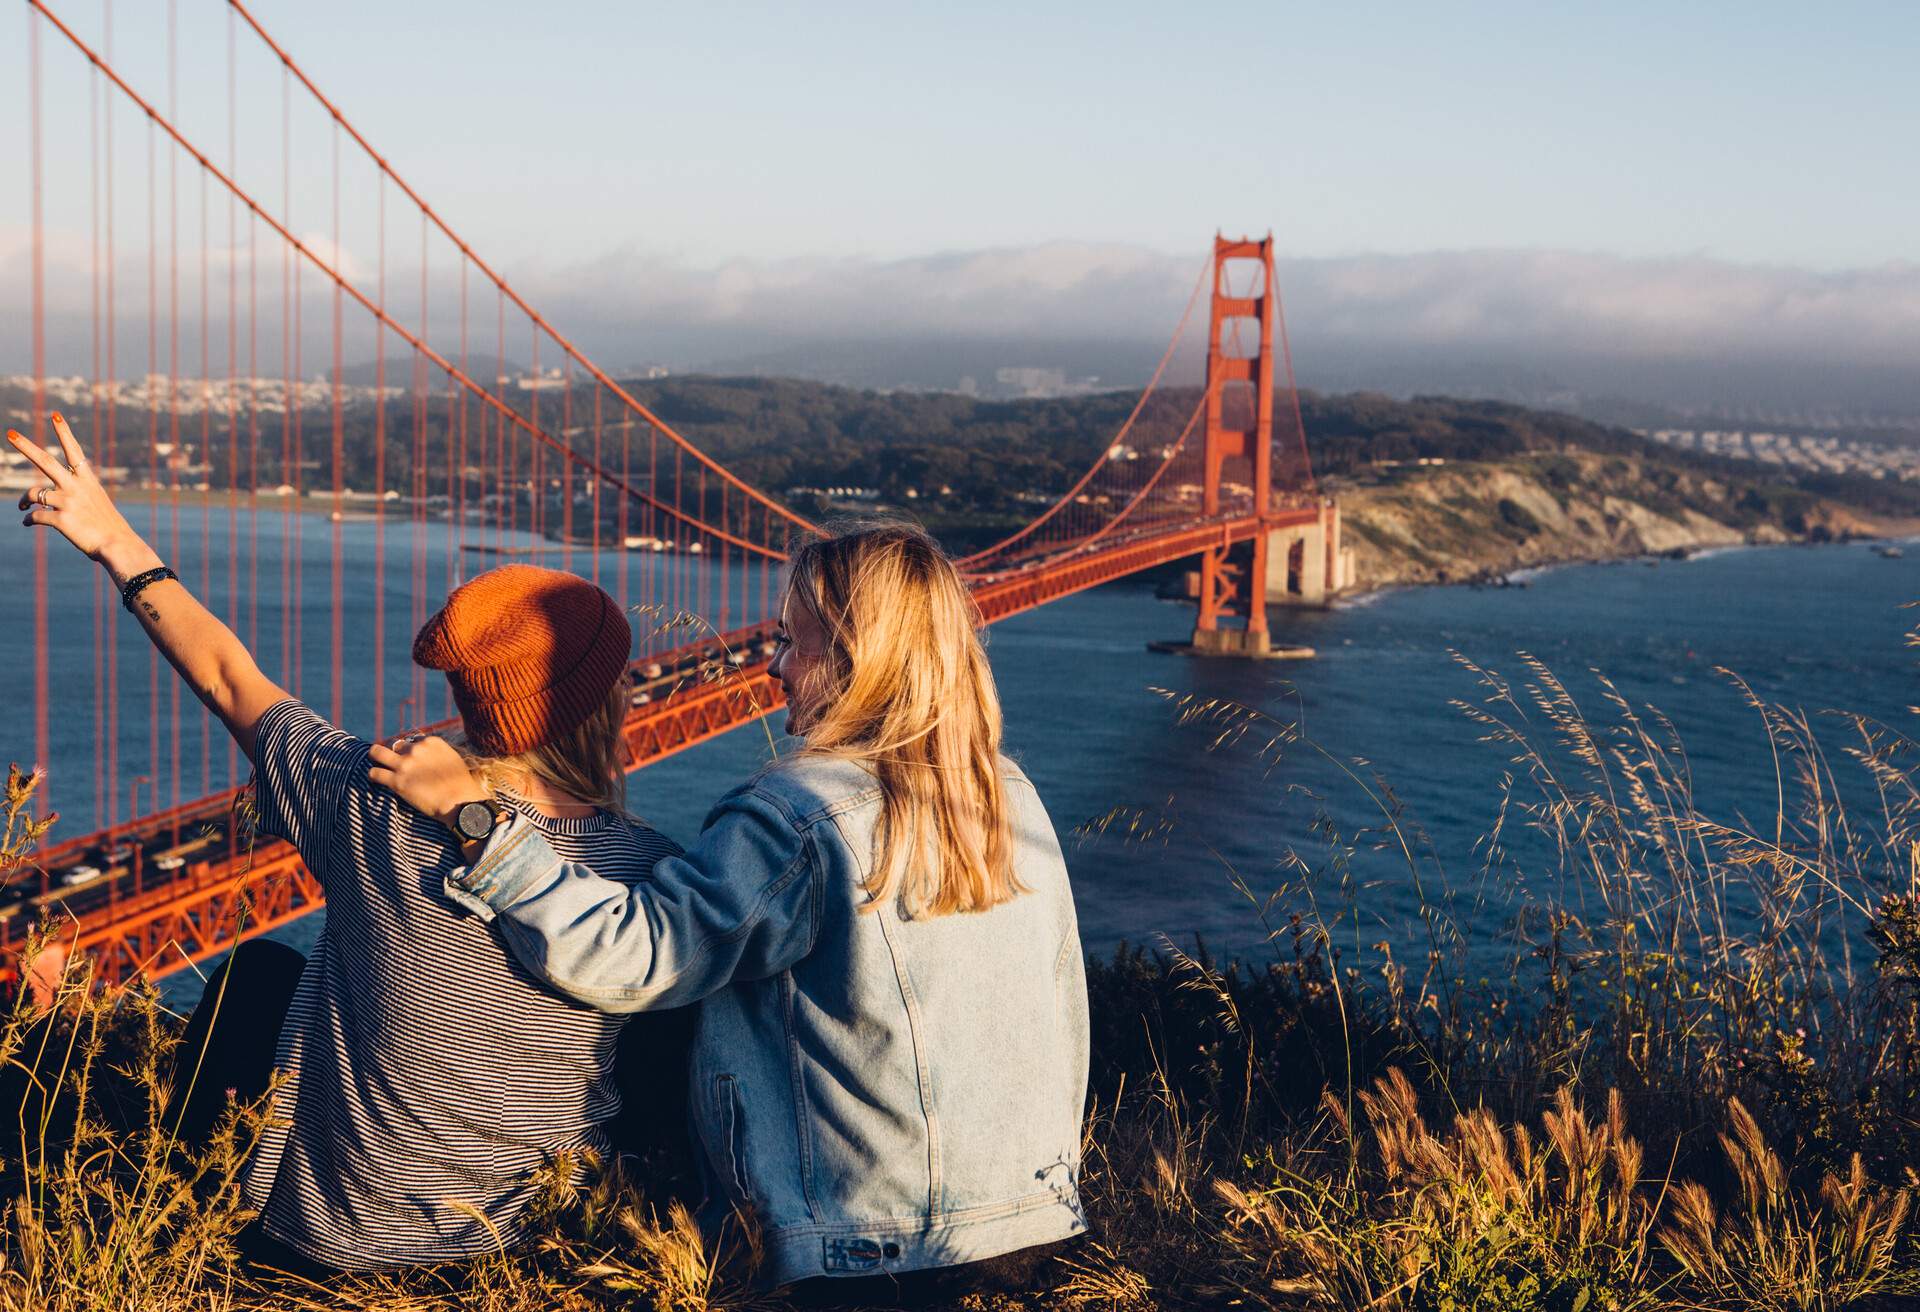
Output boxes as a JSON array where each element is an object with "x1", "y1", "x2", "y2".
[
  {"x1": 1153, "y1": 620, "x2": 1312, "y2": 660},
  {"x1": 1264, "y1": 499, "x2": 1352, "y2": 607},
  {"x1": 1186, "y1": 625, "x2": 1272, "y2": 657}
]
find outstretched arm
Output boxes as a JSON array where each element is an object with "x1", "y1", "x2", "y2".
[{"x1": 10, "y1": 416, "x2": 290, "y2": 760}]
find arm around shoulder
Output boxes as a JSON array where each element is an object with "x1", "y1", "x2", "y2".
[{"x1": 456, "y1": 788, "x2": 820, "y2": 1012}]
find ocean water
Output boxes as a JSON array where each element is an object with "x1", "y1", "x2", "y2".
[{"x1": 0, "y1": 506, "x2": 1910, "y2": 1006}]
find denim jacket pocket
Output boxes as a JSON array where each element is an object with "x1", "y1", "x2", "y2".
[{"x1": 714, "y1": 1074, "x2": 752, "y2": 1205}]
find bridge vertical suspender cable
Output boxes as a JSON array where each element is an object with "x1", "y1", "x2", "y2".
[
  {"x1": 27, "y1": 4, "x2": 49, "y2": 823},
  {"x1": 89, "y1": 36, "x2": 105, "y2": 833}
]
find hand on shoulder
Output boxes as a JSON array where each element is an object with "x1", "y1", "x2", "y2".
[{"x1": 367, "y1": 734, "x2": 487, "y2": 830}]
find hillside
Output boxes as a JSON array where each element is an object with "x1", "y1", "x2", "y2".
[
  {"x1": 8, "y1": 373, "x2": 1914, "y2": 579},
  {"x1": 617, "y1": 377, "x2": 1920, "y2": 573},
  {"x1": 1333, "y1": 449, "x2": 1900, "y2": 589}
]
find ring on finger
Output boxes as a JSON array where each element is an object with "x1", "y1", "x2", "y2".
[{"x1": 34, "y1": 487, "x2": 51, "y2": 507}]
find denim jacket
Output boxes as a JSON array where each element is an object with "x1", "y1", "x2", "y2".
[{"x1": 447, "y1": 752, "x2": 1089, "y2": 1288}]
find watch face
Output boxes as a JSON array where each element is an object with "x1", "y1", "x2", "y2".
[{"x1": 457, "y1": 801, "x2": 494, "y2": 841}]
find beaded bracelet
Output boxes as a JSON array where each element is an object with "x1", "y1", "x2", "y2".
[{"x1": 120, "y1": 565, "x2": 179, "y2": 613}]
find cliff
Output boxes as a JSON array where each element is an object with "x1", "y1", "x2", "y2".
[{"x1": 1335, "y1": 450, "x2": 1908, "y2": 589}]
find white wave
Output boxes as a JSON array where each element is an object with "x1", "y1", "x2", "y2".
[
  {"x1": 1332, "y1": 585, "x2": 1405, "y2": 609},
  {"x1": 1679, "y1": 544, "x2": 1760, "y2": 563}
]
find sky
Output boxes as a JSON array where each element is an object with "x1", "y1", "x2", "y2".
[
  {"x1": 150, "y1": 0, "x2": 1918, "y2": 269},
  {"x1": 5, "y1": 0, "x2": 1917, "y2": 403}
]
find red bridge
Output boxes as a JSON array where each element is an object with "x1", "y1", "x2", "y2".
[{"x1": 4, "y1": 0, "x2": 1345, "y2": 988}]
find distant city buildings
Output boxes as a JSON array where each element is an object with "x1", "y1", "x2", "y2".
[
  {"x1": 4, "y1": 366, "x2": 629, "y2": 417},
  {"x1": 981, "y1": 366, "x2": 1103, "y2": 400},
  {"x1": 995, "y1": 367, "x2": 1067, "y2": 398},
  {"x1": 1640, "y1": 427, "x2": 1920, "y2": 480},
  {"x1": 785, "y1": 486, "x2": 882, "y2": 502},
  {"x1": 7, "y1": 372, "x2": 400, "y2": 418}
]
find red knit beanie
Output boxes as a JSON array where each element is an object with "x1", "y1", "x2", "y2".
[{"x1": 412, "y1": 564, "x2": 631, "y2": 756}]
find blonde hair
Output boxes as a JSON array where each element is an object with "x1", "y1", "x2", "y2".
[
  {"x1": 786, "y1": 523, "x2": 1022, "y2": 918},
  {"x1": 458, "y1": 680, "x2": 629, "y2": 813}
]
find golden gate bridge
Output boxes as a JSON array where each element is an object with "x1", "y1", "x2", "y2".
[{"x1": 4, "y1": 0, "x2": 1345, "y2": 988}]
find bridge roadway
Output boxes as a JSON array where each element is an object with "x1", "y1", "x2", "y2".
[{"x1": 0, "y1": 508, "x2": 1308, "y2": 987}]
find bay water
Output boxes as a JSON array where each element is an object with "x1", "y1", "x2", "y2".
[{"x1": 0, "y1": 504, "x2": 1909, "y2": 1006}]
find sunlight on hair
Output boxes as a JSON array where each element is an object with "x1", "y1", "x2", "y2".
[{"x1": 786, "y1": 522, "x2": 1023, "y2": 918}]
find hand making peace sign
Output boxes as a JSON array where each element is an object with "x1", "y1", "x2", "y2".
[
  {"x1": 7, "y1": 412, "x2": 289, "y2": 753},
  {"x1": 8, "y1": 413, "x2": 142, "y2": 565}
]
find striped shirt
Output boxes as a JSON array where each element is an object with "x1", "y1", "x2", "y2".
[{"x1": 240, "y1": 699, "x2": 681, "y2": 1270}]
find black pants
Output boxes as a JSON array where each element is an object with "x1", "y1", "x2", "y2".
[
  {"x1": 1, "y1": 938, "x2": 307, "y2": 1157},
  {"x1": 167, "y1": 939, "x2": 336, "y2": 1278},
  {"x1": 607, "y1": 1003, "x2": 701, "y2": 1181},
  {"x1": 171, "y1": 938, "x2": 309, "y2": 1148}
]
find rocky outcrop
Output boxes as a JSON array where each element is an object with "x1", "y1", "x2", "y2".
[{"x1": 1336, "y1": 452, "x2": 1908, "y2": 589}]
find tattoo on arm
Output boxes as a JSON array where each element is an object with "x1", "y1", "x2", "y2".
[{"x1": 140, "y1": 600, "x2": 160, "y2": 624}]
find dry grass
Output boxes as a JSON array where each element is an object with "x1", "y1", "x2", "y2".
[
  {"x1": 2, "y1": 644, "x2": 1918, "y2": 1309},
  {"x1": 1658, "y1": 1099, "x2": 1911, "y2": 1312}
]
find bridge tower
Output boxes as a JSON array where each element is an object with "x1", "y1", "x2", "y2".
[{"x1": 1190, "y1": 235, "x2": 1279, "y2": 656}]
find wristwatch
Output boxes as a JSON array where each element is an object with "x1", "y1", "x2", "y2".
[{"x1": 453, "y1": 800, "x2": 500, "y2": 844}]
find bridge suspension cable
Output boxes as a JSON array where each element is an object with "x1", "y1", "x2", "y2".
[
  {"x1": 957, "y1": 254, "x2": 1211, "y2": 571},
  {"x1": 257, "y1": 0, "x2": 810, "y2": 537}
]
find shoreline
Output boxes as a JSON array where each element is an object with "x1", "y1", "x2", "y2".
[
  {"x1": 1328, "y1": 530, "x2": 1916, "y2": 609},
  {"x1": 114, "y1": 487, "x2": 393, "y2": 522},
  {"x1": 1329, "y1": 447, "x2": 1920, "y2": 601}
]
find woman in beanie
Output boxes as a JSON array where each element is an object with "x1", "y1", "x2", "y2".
[
  {"x1": 9, "y1": 417, "x2": 683, "y2": 1272},
  {"x1": 373, "y1": 522, "x2": 1091, "y2": 1303}
]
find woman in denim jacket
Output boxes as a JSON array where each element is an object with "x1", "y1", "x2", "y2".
[{"x1": 371, "y1": 523, "x2": 1090, "y2": 1299}]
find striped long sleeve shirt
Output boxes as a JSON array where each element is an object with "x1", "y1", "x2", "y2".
[{"x1": 239, "y1": 699, "x2": 681, "y2": 1270}]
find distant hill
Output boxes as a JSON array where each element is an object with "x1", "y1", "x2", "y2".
[
  {"x1": 608, "y1": 375, "x2": 1920, "y2": 536},
  {"x1": 555, "y1": 375, "x2": 1920, "y2": 567},
  {"x1": 11, "y1": 372, "x2": 1904, "y2": 572}
]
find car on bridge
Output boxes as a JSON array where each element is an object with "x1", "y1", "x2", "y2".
[{"x1": 148, "y1": 827, "x2": 225, "y2": 875}]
